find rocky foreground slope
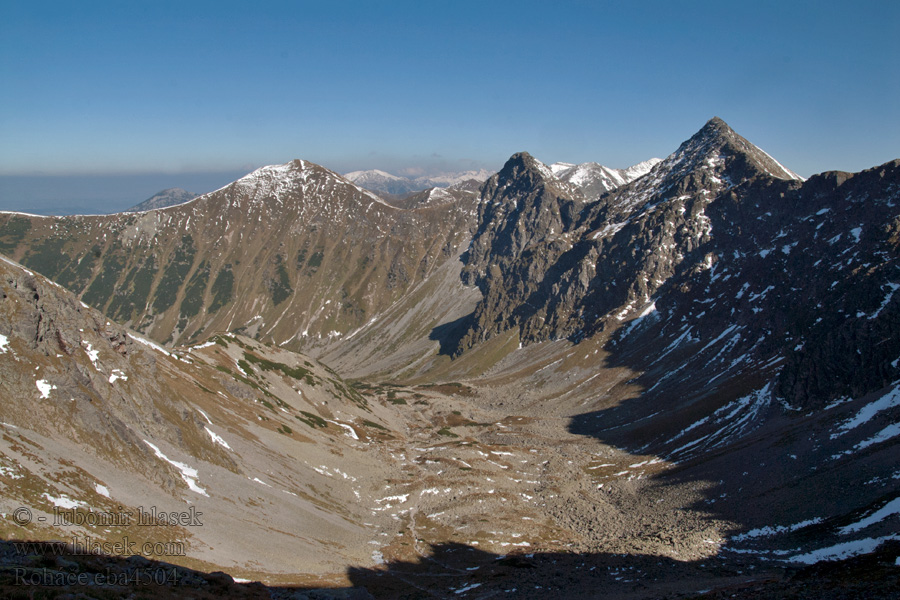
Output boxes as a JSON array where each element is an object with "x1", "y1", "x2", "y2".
[
  {"x1": 1, "y1": 118, "x2": 898, "y2": 598},
  {"x1": 0, "y1": 255, "x2": 422, "y2": 579}
]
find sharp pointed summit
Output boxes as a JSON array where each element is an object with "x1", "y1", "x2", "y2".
[
  {"x1": 485, "y1": 151, "x2": 565, "y2": 198},
  {"x1": 672, "y1": 116, "x2": 804, "y2": 182},
  {"x1": 699, "y1": 115, "x2": 732, "y2": 135},
  {"x1": 497, "y1": 151, "x2": 552, "y2": 177}
]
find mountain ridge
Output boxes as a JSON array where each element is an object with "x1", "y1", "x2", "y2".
[
  {"x1": 0, "y1": 159, "x2": 479, "y2": 352},
  {"x1": 452, "y1": 118, "x2": 815, "y2": 354}
]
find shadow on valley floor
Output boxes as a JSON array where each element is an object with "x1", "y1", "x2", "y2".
[
  {"x1": 558, "y1": 312, "x2": 900, "y2": 600},
  {"x1": 429, "y1": 312, "x2": 475, "y2": 357},
  {"x1": 345, "y1": 541, "x2": 761, "y2": 599},
  {"x1": 565, "y1": 338, "x2": 900, "y2": 561},
  {"x1": 3, "y1": 537, "x2": 898, "y2": 600},
  {"x1": 344, "y1": 540, "x2": 900, "y2": 600}
]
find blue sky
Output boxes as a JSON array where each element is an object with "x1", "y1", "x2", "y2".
[{"x1": 1, "y1": 0, "x2": 898, "y2": 210}]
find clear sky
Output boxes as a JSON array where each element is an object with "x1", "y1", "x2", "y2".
[{"x1": 1, "y1": 0, "x2": 898, "y2": 211}]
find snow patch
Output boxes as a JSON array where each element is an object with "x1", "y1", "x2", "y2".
[
  {"x1": 42, "y1": 494, "x2": 86, "y2": 510},
  {"x1": 853, "y1": 423, "x2": 900, "y2": 452},
  {"x1": 839, "y1": 498, "x2": 900, "y2": 534},
  {"x1": 82, "y1": 342, "x2": 100, "y2": 367},
  {"x1": 376, "y1": 494, "x2": 409, "y2": 504},
  {"x1": 127, "y1": 333, "x2": 174, "y2": 357},
  {"x1": 205, "y1": 427, "x2": 232, "y2": 450},
  {"x1": 36, "y1": 379, "x2": 56, "y2": 399},
  {"x1": 0, "y1": 465, "x2": 23, "y2": 479},
  {"x1": 868, "y1": 283, "x2": 899, "y2": 320},
  {"x1": 619, "y1": 302, "x2": 658, "y2": 339},
  {"x1": 833, "y1": 384, "x2": 900, "y2": 436},
  {"x1": 666, "y1": 383, "x2": 772, "y2": 461},
  {"x1": 789, "y1": 535, "x2": 898, "y2": 564},
  {"x1": 108, "y1": 369, "x2": 127, "y2": 384},
  {"x1": 332, "y1": 421, "x2": 359, "y2": 440},
  {"x1": 144, "y1": 440, "x2": 207, "y2": 496},
  {"x1": 590, "y1": 221, "x2": 627, "y2": 240},
  {"x1": 731, "y1": 518, "x2": 822, "y2": 541}
]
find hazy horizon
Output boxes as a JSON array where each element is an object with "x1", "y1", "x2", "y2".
[
  {"x1": 3, "y1": 1, "x2": 898, "y2": 186},
  {"x1": 0, "y1": 159, "x2": 509, "y2": 215},
  {"x1": 0, "y1": 170, "x2": 251, "y2": 215}
]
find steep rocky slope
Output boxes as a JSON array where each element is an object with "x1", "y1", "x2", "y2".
[
  {"x1": 453, "y1": 119, "x2": 899, "y2": 410},
  {"x1": 457, "y1": 118, "x2": 805, "y2": 351},
  {"x1": 0, "y1": 255, "x2": 424, "y2": 581}
]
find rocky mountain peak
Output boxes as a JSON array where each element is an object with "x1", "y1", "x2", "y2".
[
  {"x1": 698, "y1": 115, "x2": 732, "y2": 136},
  {"x1": 454, "y1": 118, "x2": 815, "y2": 356},
  {"x1": 493, "y1": 152, "x2": 557, "y2": 189},
  {"x1": 216, "y1": 158, "x2": 390, "y2": 218},
  {"x1": 456, "y1": 152, "x2": 585, "y2": 349},
  {"x1": 668, "y1": 117, "x2": 803, "y2": 183},
  {"x1": 468, "y1": 152, "x2": 582, "y2": 260},
  {"x1": 481, "y1": 152, "x2": 581, "y2": 209}
]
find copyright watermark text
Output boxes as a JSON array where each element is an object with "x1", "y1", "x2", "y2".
[
  {"x1": 12, "y1": 566, "x2": 184, "y2": 586},
  {"x1": 10, "y1": 505, "x2": 202, "y2": 527},
  {"x1": 11, "y1": 536, "x2": 186, "y2": 557}
]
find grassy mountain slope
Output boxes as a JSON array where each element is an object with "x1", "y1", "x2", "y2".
[{"x1": 0, "y1": 160, "x2": 477, "y2": 353}]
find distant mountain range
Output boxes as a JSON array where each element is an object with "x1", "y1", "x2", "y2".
[
  {"x1": 343, "y1": 168, "x2": 496, "y2": 196},
  {"x1": 122, "y1": 160, "x2": 663, "y2": 213},
  {"x1": 343, "y1": 161, "x2": 665, "y2": 200},
  {"x1": 550, "y1": 158, "x2": 662, "y2": 199},
  {"x1": 125, "y1": 187, "x2": 198, "y2": 212}
]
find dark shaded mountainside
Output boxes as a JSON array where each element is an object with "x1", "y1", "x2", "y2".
[
  {"x1": 1, "y1": 118, "x2": 899, "y2": 598},
  {"x1": 457, "y1": 117, "x2": 900, "y2": 410}
]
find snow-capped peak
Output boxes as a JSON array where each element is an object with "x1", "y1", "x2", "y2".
[
  {"x1": 549, "y1": 158, "x2": 663, "y2": 198},
  {"x1": 344, "y1": 169, "x2": 407, "y2": 183}
]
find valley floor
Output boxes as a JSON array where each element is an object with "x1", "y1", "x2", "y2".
[{"x1": 4, "y1": 375, "x2": 898, "y2": 599}]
